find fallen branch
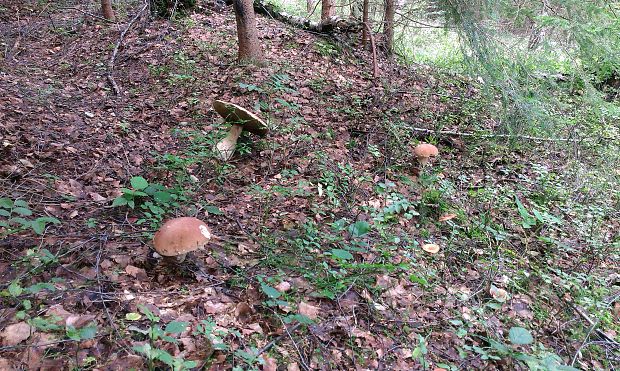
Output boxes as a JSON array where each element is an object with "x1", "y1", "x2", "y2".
[
  {"x1": 407, "y1": 126, "x2": 579, "y2": 142},
  {"x1": 107, "y1": 0, "x2": 148, "y2": 96},
  {"x1": 254, "y1": 0, "x2": 360, "y2": 33},
  {"x1": 362, "y1": 22, "x2": 378, "y2": 78}
]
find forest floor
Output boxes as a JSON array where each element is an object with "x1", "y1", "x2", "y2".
[{"x1": 1, "y1": 1, "x2": 619, "y2": 370}]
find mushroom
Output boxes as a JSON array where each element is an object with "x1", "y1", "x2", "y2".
[
  {"x1": 212, "y1": 100, "x2": 268, "y2": 161},
  {"x1": 421, "y1": 243, "x2": 440, "y2": 254},
  {"x1": 152, "y1": 217, "x2": 212, "y2": 263},
  {"x1": 413, "y1": 143, "x2": 439, "y2": 166}
]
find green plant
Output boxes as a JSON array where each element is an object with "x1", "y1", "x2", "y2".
[
  {"x1": 130, "y1": 305, "x2": 196, "y2": 371},
  {"x1": 315, "y1": 40, "x2": 339, "y2": 57},
  {"x1": 111, "y1": 176, "x2": 186, "y2": 228},
  {"x1": 0, "y1": 198, "x2": 60, "y2": 237},
  {"x1": 485, "y1": 327, "x2": 579, "y2": 370}
]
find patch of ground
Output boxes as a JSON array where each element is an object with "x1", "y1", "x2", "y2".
[{"x1": 0, "y1": 1, "x2": 618, "y2": 370}]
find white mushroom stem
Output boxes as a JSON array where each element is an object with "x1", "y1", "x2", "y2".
[
  {"x1": 418, "y1": 156, "x2": 430, "y2": 166},
  {"x1": 215, "y1": 124, "x2": 244, "y2": 161}
]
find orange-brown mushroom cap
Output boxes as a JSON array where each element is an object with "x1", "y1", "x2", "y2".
[
  {"x1": 153, "y1": 217, "x2": 212, "y2": 257},
  {"x1": 414, "y1": 143, "x2": 439, "y2": 165},
  {"x1": 213, "y1": 100, "x2": 268, "y2": 136}
]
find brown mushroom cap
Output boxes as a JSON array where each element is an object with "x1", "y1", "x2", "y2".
[
  {"x1": 152, "y1": 217, "x2": 212, "y2": 257},
  {"x1": 213, "y1": 100, "x2": 268, "y2": 136},
  {"x1": 414, "y1": 143, "x2": 439, "y2": 158}
]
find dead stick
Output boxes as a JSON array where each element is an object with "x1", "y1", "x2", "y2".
[
  {"x1": 107, "y1": 0, "x2": 148, "y2": 96},
  {"x1": 362, "y1": 22, "x2": 378, "y2": 78},
  {"x1": 408, "y1": 126, "x2": 579, "y2": 142}
]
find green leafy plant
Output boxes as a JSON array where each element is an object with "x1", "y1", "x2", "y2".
[
  {"x1": 112, "y1": 176, "x2": 186, "y2": 228},
  {"x1": 484, "y1": 327, "x2": 579, "y2": 370},
  {"x1": 0, "y1": 198, "x2": 60, "y2": 237},
  {"x1": 130, "y1": 305, "x2": 196, "y2": 371}
]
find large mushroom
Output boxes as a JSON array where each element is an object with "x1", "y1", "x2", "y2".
[
  {"x1": 213, "y1": 100, "x2": 268, "y2": 161},
  {"x1": 152, "y1": 217, "x2": 212, "y2": 263},
  {"x1": 413, "y1": 143, "x2": 439, "y2": 166}
]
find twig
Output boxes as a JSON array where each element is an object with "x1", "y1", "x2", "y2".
[
  {"x1": 56, "y1": 7, "x2": 117, "y2": 23},
  {"x1": 107, "y1": 0, "x2": 149, "y2": 95},
  {"x1": 407, "y1": 126, "x2": 579, "y2": 142},
  {"x1": 256, "y1": 323, "x2": 303, "y2": 356},
  {"x1": 362, "y1": 22, "x2": 378, "y2": 78}
]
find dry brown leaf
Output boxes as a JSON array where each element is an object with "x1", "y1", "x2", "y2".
[
  {"x1": 0, "y1": 322, "x2": 32, "y2": 346},
  {"x1": 125, "y1": 265, "x2": 147, "y2": 280},
  {"x1": 235, "y1": 302, "x2": 253, "y2": 322},
  {"x1": 438, "y1": 213, "x2": 457, "y2": 222},
  {"x1": 66, "y1": 315, "x2": 96, "y2": 329},
  {"x1": 298, "y1": 301, "x2": 320, "y2": 319},
  {"x1": 262, "y1": 355, "x2": 278, "y2": 371},
  {"x1": 489, "y1": 286, "x2": 508, "y2": 302}
]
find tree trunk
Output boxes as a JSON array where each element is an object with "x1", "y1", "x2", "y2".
[
  {"x1": 321, "y1": 0, "x2": 335, "y2": 23},
  {"x1": 361, "y1": 0, "x2": 369, "y2": 47},
  {"x1": 233, "y1": 0, "x2": 263, "y2": 62},
  {"x1": 307, "y1": 0, "x2": 314, "y2": 14},
  {"x1": 383, "y1": 0, "x2": 394, "y2": 55},
  {"x1": 101, "y1": 0, "x2": 114, "y2": 20}
]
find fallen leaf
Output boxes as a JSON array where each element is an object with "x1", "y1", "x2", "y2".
[
  {"x1": 490, "y1": 286, "x2": 508, "y2": 302},
  {"x1": 66, "y1": 315, "x2": 96, "y2": 329},
  {"x1": 438, "y1": 213, "x2": 457, "y2": 222},
  {"x1": 125, "y1": 265, "x2": 147, "y2": 280},
  {"x1": 235, "y1": 302, "x2": 253, "y2": 322},
  {"x1": 262, "y1": 355, "x2": 277, "y2": 371},
  {"x1": 298, "y1": 302, "x2": 320, "y2": 319},
  {"x1": 0, "y1": 322, "x2": 32, "y2": 346}
]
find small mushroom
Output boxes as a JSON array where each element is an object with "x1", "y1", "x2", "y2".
[
  {"x1": 422, "y1": 243, "x2": 440, "y2": 254},
  {"x1": 413, "y1": 143, "x2": 439, "y2": 166},
  {"x1": 152, "y1": 217, "x2": 212, "y2": 263},
  {"x1": 212, "y1": 100, "x2": 268, "y2": 161}
]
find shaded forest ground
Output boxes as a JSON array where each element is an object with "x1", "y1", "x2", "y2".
[{"x1": 0, "y1": 1, "x2": 619, "y2": 370}]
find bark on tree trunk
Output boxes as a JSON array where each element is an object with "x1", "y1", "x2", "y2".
[
  {"x1": 383, "y1": 0, "x2": 395, "y2": 55},
  {"x1": 321, "y1": 0, "x2": 335, "y2": 23},
  {"x1": 307, "y1": 0, "x2": 314, "y2": 14},
  {"x1": 233, "y1": 0, "x2": 263, "y2": 62},
  {"x1": 101, "y1": 0, "x2": 114, "y2": 20},
  {"x1": 361, "y1": 0, "x2": 369, "y2": 47}
]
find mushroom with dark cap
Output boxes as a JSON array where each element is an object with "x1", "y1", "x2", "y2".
[
  {"x1": 153, "y1": 217, "x2": 212, "y2": 263},
  {"x1": 213, "y1": 100, "x2": 268, "y2": 161},
  {"x1": 413, "y1": 143, "x2": 439, "y2": 166}
]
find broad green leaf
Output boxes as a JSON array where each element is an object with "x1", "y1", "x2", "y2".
[
  {"x1": 8, "y1": 281, "x2": 22, "y2": 297},
  {"x1": 25, "y1": 282, "x2": 56, "y2": 293},
  {"x1": 330, "y1": 249, "x2": 353, "y2": 260},
  {"x1": 164, "y1": 321, "x2": 189, "y2": 334},
  {"x1": 260, "y1": 284, "x2": 281, "y2": 299},
  {"x1": 130, "y1": 176, "x2": 149, "y2": 190},
  {"x1": 10, "y1": 217, "x2": 30, "y2": 226},
  {"x1": 205, "y1": 205, "x2": 223, "y2": 215},
  {"x1": 0, "y1": 198, "x2": 13, "y2": 208},
  {"x1": 154, "y1": 349, "x2": 174, "y2": 366},
  {"x1": 78, "y1": 324, "x2": 97, "y2": 340},
  {"x1": 0, "y1": 209, "x2": 10, "y2": 217},
  {"x1": 133, "y1": 343, "x2": 152, "y2": 357},
  {"x1": 31, "y1": 217, "x2": 61, "y2": 234},
  {"x1": 111, "y1": 197, "x2": 128, "y2": 207},
  {"x1": 125, "y1": 312, "x2": 142, "y2": 321},
  {"x1": 508, "y1": 326, "x2": 533, "y2": 345},
  {"x1": 66, "y1": 325, "x2": 80, "y2": 340},
  {"x1": 12, "y1": 207, "x2": 32, "y2": 216},
  {"x1": 153, "y1": 191, "x2": 172, "y2": 203},
  {"x1": 349, "y1": 220, "x2": 370, "y2": 237},
  {"x1": 13, "y1": 199, "x2": 28, "y2": 208}
]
